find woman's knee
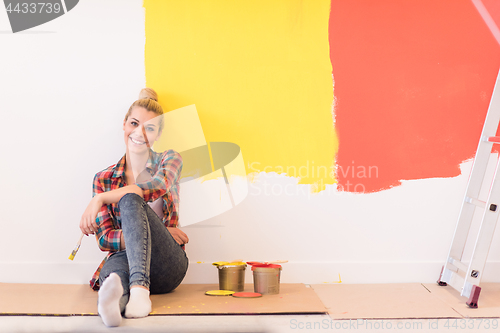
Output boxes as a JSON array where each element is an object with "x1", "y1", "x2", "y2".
[{"x1": 118, "y1": 193, "x2": 144, "y2": 211}]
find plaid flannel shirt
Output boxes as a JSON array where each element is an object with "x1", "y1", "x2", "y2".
[{"x1": 89, "y1": 149, "x2": 182, "y2": 290}]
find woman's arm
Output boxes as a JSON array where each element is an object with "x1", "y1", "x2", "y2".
[
  {"x1": 80, "y1": 183, "x2": 143, "y2": 236},
  {"x1": 97, "y1": 184, "x2": 143, "y2": 205},
  {"x1": 82, "y1": 183, "x2": 187, "y2": 249},
  {"x1": 81, "y1": 151, "x2": 182, "y2": 243},
  {"x1": 136, "y1": 150, "x2": 182, "y2": 203},
  {"x1": 86, "y1": 173, "x2": 124, "y2": 252}
]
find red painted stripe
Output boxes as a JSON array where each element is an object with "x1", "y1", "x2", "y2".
[{"x1": 330, "y1": 0, "x2": 500, "y2": 192}]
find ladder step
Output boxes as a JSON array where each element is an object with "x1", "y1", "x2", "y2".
[
  {"x1": 487, "y1": 136, "x2": 500, "y2": 143},
  {"x1": 446, "y1": 270, "x2": 475, "y2": 298},
  {"x1": 448, "y1": 258, "x2": 468, "y2": 272},
  {"x1": 465, "y1": 196, "x2": 486, "y2": 208},
  {"x1": 447, "y1": 270, "x2": 466, "y2": 294}
]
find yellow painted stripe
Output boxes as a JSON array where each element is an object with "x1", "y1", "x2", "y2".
[{"x1": 144, "y1": 0, "x2": 337, "y2": 191}]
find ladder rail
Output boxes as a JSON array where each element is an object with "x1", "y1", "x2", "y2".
[
  {"x1": 463, "y1": 158, "x2": 500, "y2": 295},
  {"x1": 440, "y1": 67, "x2": 500, "y2": 303}
]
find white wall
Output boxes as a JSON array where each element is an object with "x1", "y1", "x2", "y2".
[
  {"x1": 0, "y1": 0, "x2": 146, "y2": 283},
  {"x1": 1, "y1": 1, "x2": 500, "y2": 286}
]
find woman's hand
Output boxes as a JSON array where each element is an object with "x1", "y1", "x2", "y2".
[
  {"x1": 79, "y1": 195, "x2": 103, "y2": 236},
  {"x1": 167, "y1": 227, "x2": 189, "y2": 245}
]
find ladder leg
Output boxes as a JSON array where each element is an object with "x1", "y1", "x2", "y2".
[
  {"x1": 437, "y1": 266, "x2": 447, "y2": 286},
  {"x1": 466, "y1": 285, "x2": 481, "y2": 308}
]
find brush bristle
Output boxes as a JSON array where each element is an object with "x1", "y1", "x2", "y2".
[
  {"x1": 68, "y1": 242, "x2": 81, "y2": 261},
  {"x1": 68, "y1": 247, "x2": 79, "y2": 261}
]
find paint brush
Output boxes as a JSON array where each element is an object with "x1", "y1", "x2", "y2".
[
  {"x1": 68, "y1": 233, "x2": 84, "y2": 261},
  {"x1": 267, "y1": 260, "x2": 288, "y2": 264}
]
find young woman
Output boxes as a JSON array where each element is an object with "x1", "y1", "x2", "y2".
[{"x1": 79, "y1": 89, "x2": 189, "y2": 327}]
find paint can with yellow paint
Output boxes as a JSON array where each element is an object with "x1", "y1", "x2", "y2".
[{"x1": 213, "y1": 262, "x2": 247, "y2": 292}]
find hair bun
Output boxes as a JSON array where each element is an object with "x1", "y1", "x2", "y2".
[{"x1": 138, "y1": 88, "x2": 158, "y2": 102}]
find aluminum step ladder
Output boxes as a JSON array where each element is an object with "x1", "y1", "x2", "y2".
[{"x1": 438, "y1": 68, "x2": 500, "y2": 308}]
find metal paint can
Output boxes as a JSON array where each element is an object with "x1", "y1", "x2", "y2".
[
  {"x1": 216, "y1": 263, "x2": 247, "y2": 292},
  {"x1": 251, "y1": 264, "x2": 282, "y2": 295}
]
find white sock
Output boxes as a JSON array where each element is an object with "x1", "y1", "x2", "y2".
[
  {"x1": 124, "y1": 287, "x2": 152, "y2": 318},
  {"x1": 97, "y1": 273, "x2": 123, "y2": 327}
]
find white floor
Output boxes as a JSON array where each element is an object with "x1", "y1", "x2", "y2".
[{"x1": 2, "y1": 315, "x2": 500, "y2": 333}]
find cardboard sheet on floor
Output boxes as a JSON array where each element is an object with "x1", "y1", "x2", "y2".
[
  {"x1": 311, "y1": 283, "x2": 460, "y2": 319},
  {"x1": 423, "y1": 283, "x2": 500, "y2": 317},
  {"x1": 151, "y1": 284, "x2": 326, "y2": 315},
  {"x1": 0, "y1": 283, "x2": 326, "y2": 316},
  {"x1": 0, "y1": 283, "x2": 98, "y2": 315}
]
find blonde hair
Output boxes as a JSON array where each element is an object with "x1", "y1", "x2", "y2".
[
  {"x1": 138, "y1": 88, "x2": 158, "y2": 101},
  {"x1": 124, "y1": 88, "x2": 164, "y2": 133}
]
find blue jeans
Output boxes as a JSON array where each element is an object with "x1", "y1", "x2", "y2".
[{"x1": 98, "y1": 193, "x2": 189, "y2": 313}]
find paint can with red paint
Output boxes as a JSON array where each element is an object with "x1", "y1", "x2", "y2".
[
  {"x1": 214, "y1": 262, "x2": 247, "y2": 292},
  {"x1": 250, "y1": 263, "x2": 282, "y2": 295}
]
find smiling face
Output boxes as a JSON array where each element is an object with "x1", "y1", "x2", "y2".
[{"x1": 123, "y1": 106, "x2": 162, "y2": 154}]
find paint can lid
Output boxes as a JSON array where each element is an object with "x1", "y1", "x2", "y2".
[
  {"x1": 213, "y1": 261, "x2": 247, "y2": 267},
  {"x1": 213, "y1": 261, "x2": 247, "y2": 269},
  {"x1": 205, "y1": 290, "x2": 235, "y2": 296},
  {"x1": 251, "y1": 263, "x2": 282, "y2": 271},
  {"x1": 246, "y1": 261, "x2": 263, "y2": 266},
  {"x1": 232, "y1": 292, "x2": 262, "y2": 298}
]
